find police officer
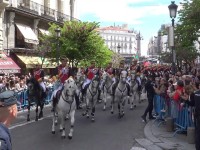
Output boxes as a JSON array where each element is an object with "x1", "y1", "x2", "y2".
[
  {"x1": 0, "y1": 89, "x2": 18, "y2": 150},
  {"x1": 184, "y1": 82, "x2": 200, "y2": 149},
  {"x1": 141, "y1": 75, "x2": 155, "y2": 122}
]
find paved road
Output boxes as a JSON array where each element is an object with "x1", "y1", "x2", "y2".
[{"x1": 10, "y1": 101, "x2": 147, "y2": 150}]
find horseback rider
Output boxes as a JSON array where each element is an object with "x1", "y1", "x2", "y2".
[
  {"x1": 82, "y1": 61, "x2": 99, "y2": 95},
  {"x1": 51, "y1": 56, "x2": 72, "y2": 111},
  {"x1": 33, "y1": 64, "x2": 46, "y2": 98},
  {"x1": 130, "y1": 59, "x2": 141, "y2": 91},
  {"x1": 100, "y1": 62, "x2": 115, "y2": 90},
  {"x1": 111, "y1": 60, "x2": 131, "y2": 96}
]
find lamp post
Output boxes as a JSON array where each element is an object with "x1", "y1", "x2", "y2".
[
  {"x1": 55, "y1": 28, "x2": 61, "y2": 65},
  {"x1": 168, "y1": 1, "x2": 178, "y2": 75}
]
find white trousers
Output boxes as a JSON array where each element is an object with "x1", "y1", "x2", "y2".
[
  {"x1": 51, "y1": 84, "x2": 63, "y2": 101},
  {"x1": 40, "y1": 82, "x2": 46, "y2": 92},
  {"x1": 82, "y1": 78, "x2": 91, "y2": 89}
]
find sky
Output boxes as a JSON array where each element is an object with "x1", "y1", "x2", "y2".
[{"x1": 76, "y1": 0, "x2": 183, "y2": 56}]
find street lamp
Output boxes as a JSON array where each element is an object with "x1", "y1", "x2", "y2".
[
  {"x1": 55, "y1": 28, "x2": 61, "y2": 65},
  {"x1": 168, "y1": 1, "x2": 178, "y2": 75},
  {"x1": 117, "y1": 43, "x2": 121, "y2": 54}
]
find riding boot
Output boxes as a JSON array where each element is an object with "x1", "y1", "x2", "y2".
[
  {"x1": 75, "y1": 94, "x2": 82, "y2": 109},
  {"x1": 126, "y1": 83, "x2": 131, "y2": 96}
]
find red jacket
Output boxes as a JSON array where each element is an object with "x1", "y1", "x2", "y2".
[
  {"x1": 173, "y1": 86, "x2": 183, "y2": 102},
  {"x1": 58, "y1": 65, "x2": 70, "y2": 83}
]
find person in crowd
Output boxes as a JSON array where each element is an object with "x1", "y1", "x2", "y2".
[
  {"x1": 0, "y1": 88, "x2": 18, "y2": 150},
  {"x1": 141, "y1": 75, "x2": 155, "y2": 122},
  {"x1": 170, "y1": 80, "x2": 184, "y2": 102},
  {"x1": 182, "y1": 82, "x2": 200, "y2": 150}
]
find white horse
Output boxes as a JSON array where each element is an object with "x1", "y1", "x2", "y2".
[
  {"x1": 101, "y1": 71, "x2": 114, "y2": 111},
  {"x1": 75, "y1": 70, "x2": 86, "y2": 104},
  {"x1": 111, "y1": 70, "x2": 128, "y2": 119},
  {"x1": 82, "y1": 75, "x2": 100, "y2": 122},
  {"x1": 51, "y1": 77, "x2": 77, "y2": 139},
  {"x1": 129, "y1": 73, "x2": 139, "y2": 110}
]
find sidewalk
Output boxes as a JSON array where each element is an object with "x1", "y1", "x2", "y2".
[{"x1": 136, "y1": 120, "x2": 195, "y2": 150}]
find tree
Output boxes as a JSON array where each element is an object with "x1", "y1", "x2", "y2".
[
  {"x1": 46, "y1": 21, "x2": 112, "y2": 67},
  {"x1": 174, "y1": 0, "x2": 200, "y2": 66}
]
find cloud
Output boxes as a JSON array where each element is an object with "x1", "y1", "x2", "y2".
[{"x1": 76, "y1": 0, "x2": 170, "y2": 25}]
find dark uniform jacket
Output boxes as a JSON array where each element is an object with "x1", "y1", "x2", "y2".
[
  {"x1": 145, "y1": 79, "x2": 155, "y2": 98},
  {"x1": 0, "y1": 123, "x2": 12, "y2": 150}
]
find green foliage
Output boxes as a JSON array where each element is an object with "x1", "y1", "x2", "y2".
[
  {"x1": 175, "y1": 0, "x2": 200, "y2": 64},
  {"x1": 40, "y1": 21, "x2": 112, "y2": 67}
]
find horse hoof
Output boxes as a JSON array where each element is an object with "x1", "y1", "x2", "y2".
[
  {"x1": 130, "y1": 107, "x2": 133, "y2": 110},
  {"x1": 103, "y1": 108, "x2": 106, "y2": 111},
  {"x1": 134, "y1": 105, "x2": 136, "y2": 108},
  {"x1": 82, "y1": 113, "x2": 86, "y2": 116},
  {"x1": 52, "y1": 131, "x2": 55, "y2": 134},
  {"x1": 61, "y1": 136, "x2": 66, "y2": 139},
  {"x1": 68, "y1": 135, "x2": 72, "y2": 140},
  {"x1": 91, "y1": 118, "x2": 95, "y2": 122},
  {"x1": 27, "y1": 118, "x2": 30, "y2": 122},
  {"x1": 65, "y1": 117, "x2": 69, "y2": 121},
  {"x1": 39, "y1": 112, "x2": 43, "y2": 119},
  {"x1": 59, "y1": 129, "x2": 62, "y2": 132},
  {"x1": 86, "y1": 115, "x2": 89, "y2": 118},
  {"x1": 111, "y1": 111, "x2": 114, "y2": 114}
]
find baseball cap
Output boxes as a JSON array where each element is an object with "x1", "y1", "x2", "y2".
[{"x1": 0, "y1": 90, "x2": 17, "y2": 107}]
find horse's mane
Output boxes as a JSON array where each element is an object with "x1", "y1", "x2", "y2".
[{"x1": 26, "y1": 77, "x2": 40, "y2": 90}]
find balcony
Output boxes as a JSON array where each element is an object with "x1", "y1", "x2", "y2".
[{"x1": 6, "y1": 0, "x2": 79, "y2": 23}]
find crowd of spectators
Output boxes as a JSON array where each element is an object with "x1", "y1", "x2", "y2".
[{"x1": 0, "y1": 74, "x2": 55, "y2": 93}]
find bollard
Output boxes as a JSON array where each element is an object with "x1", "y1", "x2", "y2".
[
  {"x1": 166, "y1": 117, "x2": 174, "y2": 132},
  {"x1": 187, "y1": 127, "x2": 195, "y2": 144}
]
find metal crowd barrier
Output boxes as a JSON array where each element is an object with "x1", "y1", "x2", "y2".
[
  {"x1": 153, "y1": 95, "x2": 194, "y2": 136},
  {"x1": 17, "y1": 86, "x2": 53, "y2": 111}
]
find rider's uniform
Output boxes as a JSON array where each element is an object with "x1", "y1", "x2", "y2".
[
  {"x1": 105, "y1": 66, "x2": 115, "y2": 82},
  {"x1": 34, "y1": 68, "x2": 46, "y2": 92},
  {"x1": 82, "y1": 66, "x2": 98, "y2": 89},
  {"x1": 52, "y1": 65, "x2": 71, "y2": 98},
  {"x1": 129, "y1": 64, "x2": 141, "y2": 85}
]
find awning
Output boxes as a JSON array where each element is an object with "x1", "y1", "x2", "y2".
[
  {"x1": 15, "y1": 23, "x2": 39, "y2": 45},
  {"x1": 16, "y1": 55, "x2": 57, "y2": 69},
  {"x1": 0, "y1": 53, "x2": 20, "y2": 74},
  {"x1": 39, "y1": 28, "x2": 49, "y2": 35}
]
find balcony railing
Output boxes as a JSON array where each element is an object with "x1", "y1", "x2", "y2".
[{"x1": 8, "y1": 0, "x2": 79, "y2": 22}]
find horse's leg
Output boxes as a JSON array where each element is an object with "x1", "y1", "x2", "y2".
[
  {"x1": 111, "y1": 96, "x2": 114, "y2": 114},
  {"x1": 103, "y1": 91, "x2": 107, "y2": 111},
  {"x1": 35, "y1": 104, "x2": 39, "y2": 121},
  {"x1": 60, "y1": 111, "x2": 66, "y2": 139},
  {"x1": 118, "y1": 102, "x2": 121, "y2": 119},
  {"x1": 39, "y1": 100, "x2": 44, "y2": 119},
  {"x1": 52, "y1": 111, "x2": 56, "y2": 134},
  {"x1": 82, "y1": 96, "x2": 89, "y2": 118},
  {"x1": 130, "y1": 93, "x2": 134, "y2": 110},
  {"x1": 27, "y1": 101, "x2": 31, "y2": 121},
  {"x1": 68, "y1": 110, "x2": 75, "y2": 139},
  {"x1": 91, "y1": 99, "x2": 96, "y2": 122}
]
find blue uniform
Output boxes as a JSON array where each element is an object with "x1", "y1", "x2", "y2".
[{"x1": 0, "y1": 123, "x2": 12, "y2": 150}]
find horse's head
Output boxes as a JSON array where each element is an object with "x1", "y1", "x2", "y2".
[
  {"x1": 27, "y1": 77, "x2": 38, "y2": 93},
  {"x1": 130, "y1": 73, "x2": 136, "y2": 81},
  {"x1": 101, "y1": 71, "x2": 108, "y2": 82},
  {"x1": 75, "y1": 72, "x2": 85, "y2": 85},
  {"x1": 63, "y1": 77, "x2": 77, "y2": 102},
  {"x1": 120, "y1": 70, "x2": 127, "y2": 83},
  {"x1": 91, "y1": 75, "x2": 100, "y2": 89}
]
